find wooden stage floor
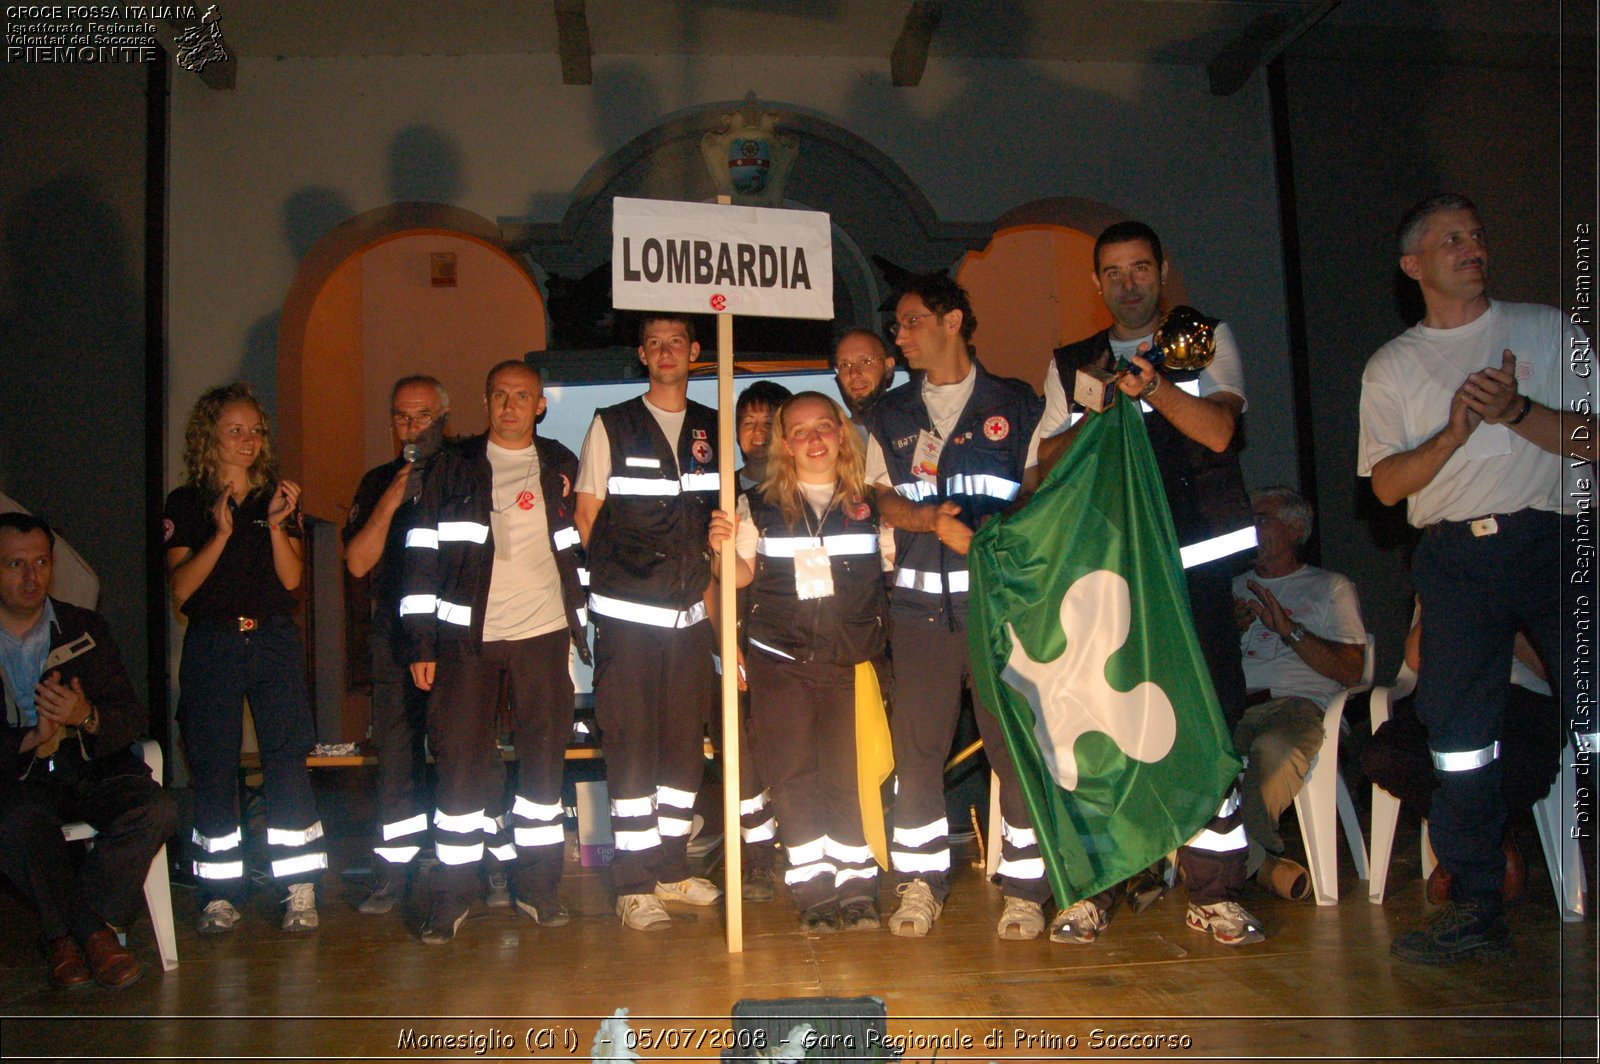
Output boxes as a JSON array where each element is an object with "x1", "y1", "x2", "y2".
[{"x1": 1, "y1": 770, "x2": 1594, "y2": 1062}]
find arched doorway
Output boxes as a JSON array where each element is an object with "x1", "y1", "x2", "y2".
[{"x1": 275, "y1": 204, "x2": 547, "y2": 742}]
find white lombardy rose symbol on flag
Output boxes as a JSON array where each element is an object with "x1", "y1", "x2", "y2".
[{"x1": 1001, "y1": 569, "x2": 1177, "y2": 791}]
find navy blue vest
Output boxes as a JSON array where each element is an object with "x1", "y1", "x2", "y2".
[
  {"x1": 745, "y1": 490, "x2": 887, "y2": 665},
  {"x1": 861, "y1": 362, "x2": 1041, "y2": 616},
  {"x1": 1053, "y1": 330, "x2": 1251, "y2": 551},
  {"x1": 587, "y1": 397, "x2": 721, "y2": 616}
]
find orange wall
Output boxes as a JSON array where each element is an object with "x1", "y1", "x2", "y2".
[
  {"x1": 359, "y1": 234, "x2": 547, "y2": 471},
  {"x1": 299, "y1": 254, "x2": 366, "y2": 522},
  {"x1": 958, "y1": 225, "x2": 1111, "y2": 391}
]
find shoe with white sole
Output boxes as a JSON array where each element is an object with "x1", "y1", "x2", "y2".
[
  {"x1": 1049, "y1": 898, "x2": 1110, "y2": 944},
  {"x1": 997, "y1": 896, "x2": 1045, "y2": 940},
  {"x1": 197, "y1": 898, "x2": 241, "y2": 935},
  {"x1": 889, "y1": 879, "x2": 941, "y2": 937},
  {"x1": 655, "y1": 876, "x2": 723, "y2": 906},
  {"x1": 616, "y1": 893, "x2": 672, "y2": 931},
  {"x1": 1185, "y1": 900, "x2": 1265, "y2": 945},
  {"x1": 282, "y1": 883, "x2": 319, "y2": 932}
]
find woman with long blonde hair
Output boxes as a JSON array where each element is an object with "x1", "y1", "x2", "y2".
[
  {"x1": 163, "y1": 383, "x2": 326, "y2": 935},
  {"x1": 709, "y1": 391, "x2": 888, "y2": 932}
]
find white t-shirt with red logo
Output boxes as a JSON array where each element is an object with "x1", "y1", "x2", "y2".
[{"x1": 483, "y1": 440, "x2": 567, "y2": 641}]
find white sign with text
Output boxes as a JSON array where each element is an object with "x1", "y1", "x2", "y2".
[{"x1": 611, "y1": 197, "x2": 834, "y2": 320}]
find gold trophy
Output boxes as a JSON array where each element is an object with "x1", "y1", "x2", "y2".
[{"x1": 1073, "y1": 305, "x2": 1219, "y2": 413}]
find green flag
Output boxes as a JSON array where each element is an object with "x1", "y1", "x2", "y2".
[{"x1": 967, "y1": 395, "x2": 1241, "y2": 905}]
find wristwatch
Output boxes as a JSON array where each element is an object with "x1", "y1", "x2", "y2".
[{"x1": 1286, "y1": 623, "x2": 1307, "y2": 645}]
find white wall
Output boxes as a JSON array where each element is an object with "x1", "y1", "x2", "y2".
[{"x1": 167, "y1": 50, "x2": 1293, "y2": 490}]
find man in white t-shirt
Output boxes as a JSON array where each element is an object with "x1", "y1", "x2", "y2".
[
  {"x1": 1232, "y1": 487, "x2": 1366, "y2": 894},
  {"x1": 400, "y1": 361, "x2": 591, "y2": 944},
  {"x1": 1358, "y1": 193, "x2": 1594, "y2": 966},
  {"x1": 575, "y1": 315, "x2": 725, "y2": 932}
]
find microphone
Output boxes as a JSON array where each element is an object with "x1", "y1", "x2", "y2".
[{"x1": 400, "y1": 419, "x2": 446, "y2": 503}]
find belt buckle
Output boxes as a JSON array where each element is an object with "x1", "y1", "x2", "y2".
[
  {"x1": 238, "y1": 617, "x2": 258, "y2": 632},
  {"x1": 1469, "y1": 516, "x2": 1500, "y2": 538}
]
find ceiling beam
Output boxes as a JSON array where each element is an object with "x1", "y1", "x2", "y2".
[
  {"x1": 1207, "y1": 0, "x2": 1339, "y2": 96},
  {"x1": 891, "y1": 1, "x2": 941, "y2": 87},
  {"x1": 555, "y1": 0, "x2": 593, "y2": 86}
]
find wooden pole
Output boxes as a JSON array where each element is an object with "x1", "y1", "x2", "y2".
[{"x1": 715, "y1": 196, "x2": 743, "y2": 954}]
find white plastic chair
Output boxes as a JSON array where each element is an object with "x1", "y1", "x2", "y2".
[
  {"x1": 1291, "y1": 633, "x2": 1375, "y2": 905},
  {"x1": 1367, "y1": 667, "x2": 1589, "y2": 921},
  {"x1": 60, "y1": 740, "x2": 179, "y2": 970},
  {"x1": 1366, "y1": 658, "x2": 1418, "y2": 905}
]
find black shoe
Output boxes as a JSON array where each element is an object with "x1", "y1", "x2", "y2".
[
  {"x1": 483, "y1": 871, "x2": 512, "y2": 910},
  {"x1": 515, "y1": 896, "x2": 571, "y2": 927},
  {"x1": 1125, "y1": 861, "x2": 1169, "y2": 914},
  {"x1": 742, "y1": 865, "x2": 778, "y2": 903},
  {"x1": 358, "y1": 878, "x2": 401, "y2": 915},
  {"x1": 839, "y1": 898, "x2": 881, "y2": 931},
  {"x1": 799, "y1": 901, "x2": 842, "y2": 934},
  {"x1": 419, "y1": 902, "x2": 470, "y2": 945},
  {"x1": 1390, "y1": 901, "x2": 1514, "y2": 966}
]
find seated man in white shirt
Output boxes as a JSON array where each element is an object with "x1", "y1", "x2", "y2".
[{"x1": 1232, "y1": 487, "x2": 1366, "y2": 897}]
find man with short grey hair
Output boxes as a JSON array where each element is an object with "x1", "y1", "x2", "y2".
[
  {"x1": 1359, "y1": 192, "x2": 1593, "y2": 965},
  {"x1": 344, "y1": 375, "x2": 450, "y2": 915},
  {"x1": 1231, "y1": 486, "x2": 1366, "y2": 897}
]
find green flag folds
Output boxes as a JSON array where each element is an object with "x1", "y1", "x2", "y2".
[{"x1": 967, "y1": 396, "x2": 1241, "y2": 905}]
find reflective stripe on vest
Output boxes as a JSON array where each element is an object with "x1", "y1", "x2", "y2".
[
  {"x1": 608, "y1": 475, "x2": 680, "y2": 497},
  {"x1": 438, "y1": 520, "x2": 490, "y2": 543},
  {"x1": 893, "y1": 567, "x2": 969, "y2": 595},
  {"x1": 607, "y1": 472, "x2": 722, "y2": 497},
  {"x1": 552, "y1": 525, "x2": 581, "y2": 551},
  {"x1": 944, "y1": 473, "x2": 1021, "y2": 502},
  {"x1": 401, "y1": 595, "x2": 472, "y2": 626},
  {"x1": 588, "y1": 592, "x2": 707, "y2": 629},
  {"x1": 1179, "y1": 524, "x2": 1258, "y2": 570},
  {"x1": 748, "y1": 637, "x2": 796, "y2": 661},
  {"x1": 405, "y1": 527, "x2": 439, "y2": 550},
  {"x1": 1432, "y1": 741, "x2": 1500, "y2": 772},
  {"x1": 758, "y1": 533, "x2": 878, "y2": 558},
  {"x1": 680, "y1": 472, "x2": 721, "y2": 492},
  {"x1": 893, "y1": 480, "x2": 939, "y2": 502}
]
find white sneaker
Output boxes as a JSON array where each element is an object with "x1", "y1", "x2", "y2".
[
  {"x1": 616, "y1": 893, "x2": 672, "y2": 931},
  {"x1": 889, "y1": 879, "x2": 942, "y2": 937},
  {"x1": 997, "y1": 896, "x2": 1045, "y2": 940},
  {"x1": 1185, "y1": 900, "x2": 1265, "y2": 946},
  {"x1": 1049, "y1": 898, "x2": 1109, "y2": 944},
  {"x1": 282, "y1": 883, "x2": 319, "y2": 932},
  {"x1": 197, "y1": 898, "x2": 241, "y2": 935},
  {"x1": 655, "y1": 876, "x2": 724, "y2": 906}
]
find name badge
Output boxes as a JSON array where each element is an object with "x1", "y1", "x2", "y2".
[
  {"x1": 912, "y1": 430, "x2": 944, "y2": 485},
  {"x1": 793, "y1": 542, "x2": 835, "y2": 600}
]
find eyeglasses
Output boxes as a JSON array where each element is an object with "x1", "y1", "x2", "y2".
[
  {"x1": 392, "y1": 412, "x2": 437, "y2": 429},
  {"x1": 888, "y1": 312, "x2": 935, "y2": 337},
  {"x1": 835, "y1": 355, "x2": 883, "y2": 375}
]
